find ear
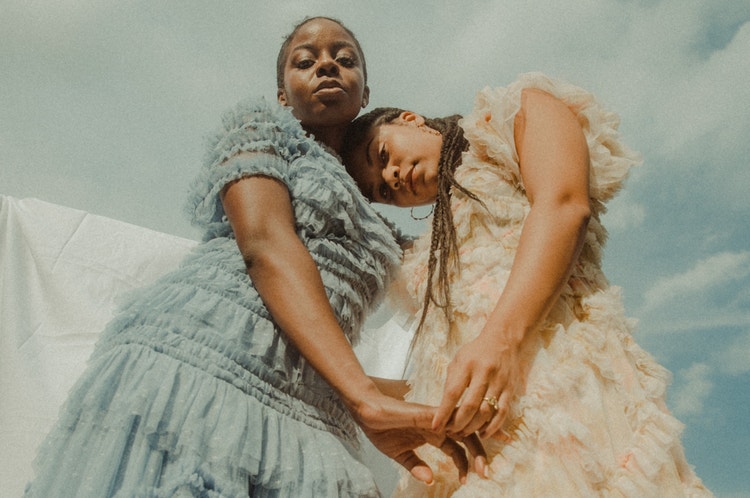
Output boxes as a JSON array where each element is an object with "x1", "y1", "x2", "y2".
[
  {"x1": 399, "y1": 111, "x2": 425, "y2": 126},
  {"x1": 361, "y1": 85, "x2": 370, "y2": 108},
  {"x1": 277, "y1": 88, "x2": 288, "y2": 106}
]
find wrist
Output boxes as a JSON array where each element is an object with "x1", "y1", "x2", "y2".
[
  {"x1": 339, "y1": 378, "x2": 382, "y2": 417},
  {"x1": 479, "y1": 324, "x2": 526, "y2": 351}
]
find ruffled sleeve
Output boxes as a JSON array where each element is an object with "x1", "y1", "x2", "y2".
[
  {"x1": 185, "y1": 98, "x2": 310, "y2": 238},
  {"x1": 460, "y1": 72, "x2": 641, "y2": 206}
]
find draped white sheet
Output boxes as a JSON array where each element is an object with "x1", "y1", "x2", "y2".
[{"x1": 0, "y1": 195, "x2": 410, "y2": 497}]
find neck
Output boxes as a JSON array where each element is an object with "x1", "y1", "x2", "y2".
[{"x1": 305, "y1": 124, "x2": 346, "y2": 154}]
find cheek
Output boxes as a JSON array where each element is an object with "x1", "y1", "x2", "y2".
[
  {"x1": 347, "y1": 69, "x2": 366, "y2": 90},
  {"x1": 284, "y1": 76, "x2": 305, "y2": 99},
  {"x1": 424, "y1": 156, "x2": 440, "y2": 185}
]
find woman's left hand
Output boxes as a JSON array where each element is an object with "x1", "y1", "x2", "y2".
[
  {"x1": 354, "y1": 392, "x2": 488, "y2": 484},
  {"x1": 361, "y1": 424, "x2": 487, "y2": 485},
  {"x1": 433, "y1": 333, "x2": 522, "y2": 439}
]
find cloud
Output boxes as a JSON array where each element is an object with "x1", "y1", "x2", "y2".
[
  {"x1": 643, "y1": 251, "x2": 750, "y2": 311},
  {"x1": 601, "y1": 194, "x2": 646, "y2": 234},
  {"x1": 670, "y1": 362, "x2": 714, "y2": 418}
]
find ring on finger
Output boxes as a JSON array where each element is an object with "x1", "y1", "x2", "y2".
[{"x1": 483, "y1": 395, "x2": 499, "y2": 411}]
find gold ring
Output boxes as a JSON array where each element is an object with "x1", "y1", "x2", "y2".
[{"x1": 483, "y1": 396, "x2": 499, "y2": 411}]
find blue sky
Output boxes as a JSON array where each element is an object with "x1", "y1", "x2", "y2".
[{"x1": 2, "y1": 0, "x2": 749, "y2": 495}]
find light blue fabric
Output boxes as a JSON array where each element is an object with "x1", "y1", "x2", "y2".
[{"x1": 24, "y1": 98, "x2": 402, "y2": 497}]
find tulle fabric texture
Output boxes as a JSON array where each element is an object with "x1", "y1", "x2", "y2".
[
  {"x1": 392, "y1": 73, "x2": 713, "y2": 497},
  {"x1": 24, "y1": 98, "x2": 401, "y2": 497}
]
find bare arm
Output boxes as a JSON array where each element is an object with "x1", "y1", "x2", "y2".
[
  {"x1": 221, "y1": 166, "x2": 483, "y2": 481},
  {"x1": 488, "y1": 88, "x2": 591, "y2": 347},
  {"x1": 434, "y1": 89, "x2": 592, "y2": 436},
  {"x1": 222, "y1": 172, "x2": 393, "y2": 416}
]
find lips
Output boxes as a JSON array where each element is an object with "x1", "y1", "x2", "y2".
[
  {"x1": 405, "y1": 167, "x2": 416, "y2": 195},
  {"x1": 315, "y1": 80, "x2": 343, "y2": 92}
]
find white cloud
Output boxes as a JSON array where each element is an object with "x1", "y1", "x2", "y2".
[
  {"x1": 643, "y1": 251, "x2": 750, "y2": 310},
  {"x1": 670, "y1": 362, "x2": 714, "y2": 418},
  {"x1": 601, "y1": 194, "x2": 646, "y2": 234}
]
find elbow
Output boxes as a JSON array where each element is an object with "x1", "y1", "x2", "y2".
[
  {"x1": 240, "y1": 246, "x2": 260, "y2": 272},
  {"x1": 237, "y1": 236, "x2": 260, "y2": 271},
  {"x1": 236, "y1": 225, "x2": 299, "y2": 276},
  {"x1": 575, "y1": 200, "x2": 592, "y2": 231},
  {"x1": 570, "y1": 200, "x2": 591, "y2": 238},
  {"x1": 552, "y1": 196, "x2": 591, "y2": 234},
  {"x1": 235, "y1": 229, "x2": 275, "y2": 273}
]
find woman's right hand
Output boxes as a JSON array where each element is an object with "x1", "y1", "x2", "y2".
[
  {"x1": 434, "y1": 331, "x2": 522, "y2": 440},
  {"x1": 353, "y1": 391, "x2": 488, "y2": 484}
]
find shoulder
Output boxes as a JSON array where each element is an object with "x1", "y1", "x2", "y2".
[
  {"x1": 515, "y1": 86, "x2": 578, "y2": 129},
  {"x1": 519, "y1": 86, "x2": 561, "y2": 107},
  {"x1": 465, "y1": 73, "x2": 566, "y2": 130},
  {"x1": 514, "y1": 86, "x2": 585, "y2": 155},
  {"x1": 219, "y1": 97, "x2": 304, "y2": 136},
  {"x1": 204, "y1": 97, "x2": 312, "y2": 168},
  {"x1": 514, "y1": 88, "x2": 551, "y2": 141}
]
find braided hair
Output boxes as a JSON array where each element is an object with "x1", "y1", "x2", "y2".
[{"x1": 343, "y1": 108, "x2": 483, "y2": 339}]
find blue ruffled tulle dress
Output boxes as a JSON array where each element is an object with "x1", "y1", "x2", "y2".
[{"x1": 23, "y1": 98, "x2": 402, "y2": 498}]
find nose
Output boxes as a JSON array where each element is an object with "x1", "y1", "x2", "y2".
[
  {"x1": 316, "y1": 54, "x2": 340, "y2": 77},
  {"x1": 383, "y1": 164, "x2": 401, "y2": 190}
]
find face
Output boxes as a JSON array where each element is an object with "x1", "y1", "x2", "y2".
[
  {"x1": 348, "y1": 112, "x2": 442, "y2": 207},
  {"x1": 278, "y1": 18, "x2": 369, "y2": 131}
]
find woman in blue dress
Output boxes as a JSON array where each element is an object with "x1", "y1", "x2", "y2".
[{"x1": 23, "y1": 17, "x2": 475, "y2": 497}]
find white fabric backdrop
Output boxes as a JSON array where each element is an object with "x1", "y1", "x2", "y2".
[{"x1": 0, "y1": 195, "x2": 412, "y2": 497}]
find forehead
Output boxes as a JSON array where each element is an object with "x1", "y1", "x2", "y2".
[{"x1": 288, "y1": 19, "x2": 358, "y2": 52}]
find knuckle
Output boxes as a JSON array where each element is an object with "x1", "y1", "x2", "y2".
[{"x1": 463, "y1": 399, "x2": 481, "y2": 411}]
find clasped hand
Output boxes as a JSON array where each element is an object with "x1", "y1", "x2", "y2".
[{"x1": 354, "y1": 393, "x2": 488, "y2": 485}]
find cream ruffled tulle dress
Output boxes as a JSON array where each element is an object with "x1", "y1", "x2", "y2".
[{"x1": 392, "y1": 73, "x2": 713, "y2": 497}]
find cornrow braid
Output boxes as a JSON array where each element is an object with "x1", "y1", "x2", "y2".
[{"x1": 343, "y1": 108, "x2": 484, "y2": 341}]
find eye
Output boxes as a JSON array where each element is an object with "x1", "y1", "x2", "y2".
[
  {"x1": 336, "y1": 56, "x2": 355, "y2": 68},
  {"x1": 296, "y1": 59, "x2": 314, "y2": 70},
  {"x1": 378, "y1": 146, "x2": 388, "y2": 166}
]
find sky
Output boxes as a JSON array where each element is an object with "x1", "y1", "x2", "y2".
[{"x1": 1, "y1": 0, "x2": 749, "y2": 495}]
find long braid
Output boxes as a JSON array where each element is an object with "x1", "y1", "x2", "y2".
[{"x1": 414, "y1": 116, "x2": 481, "y2": 338}]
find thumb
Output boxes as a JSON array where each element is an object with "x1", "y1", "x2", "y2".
[{"x1": 396, "y1": 450, "x2": 434, "y2": 485}]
